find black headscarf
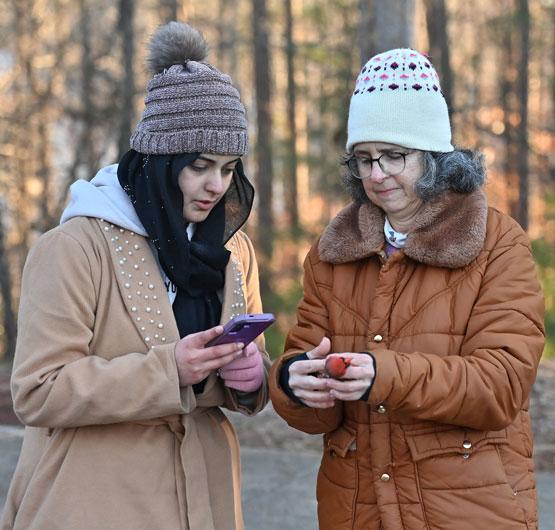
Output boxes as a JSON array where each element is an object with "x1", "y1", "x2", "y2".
[{"x1": 117, "y1": 149, "x2": 254, "y2": 339}]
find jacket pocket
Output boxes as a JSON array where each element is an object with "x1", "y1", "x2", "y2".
[
  {"x1": 403, "y1": 424, "x2": 514, "y2": 490},
  {"x1": 404, "y1": 424, "x2": 509, "y2": 462},
  {"x1": 319, "y1": 425, "x2": 357, "y2": 489},
  {"x1": 403, "y1": 425, "x2": 530, "y2": 528},
  {"x1": 317, "y1": 425, "x2": 359, "y2": 530}
]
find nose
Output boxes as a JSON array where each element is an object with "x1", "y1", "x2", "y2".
[
  {"x1": 368, "y1": 162, "x2": 387, "y2": 183},
  {"x1": 205, "y1": 169, "x2": 225, "y2": 194}
]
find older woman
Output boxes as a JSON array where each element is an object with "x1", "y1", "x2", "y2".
[
  {"x1": 269, "y1": 48, "x2": 544, "y2": 530},
  {"x1": 2, "y1": 22, "x2": 268, "y2": 530}
]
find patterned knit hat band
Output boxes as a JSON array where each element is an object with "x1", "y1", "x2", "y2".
[
  {"x1": 130, "y1": 23, "x2": 248, "y2": 156},
  {"x1": 346, "y1": 48, "x2": 454, "y2": 153}
]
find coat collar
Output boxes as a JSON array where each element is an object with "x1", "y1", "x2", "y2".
[{"x1": 318, "y1": 190, "x2": 488, "y2": 269}]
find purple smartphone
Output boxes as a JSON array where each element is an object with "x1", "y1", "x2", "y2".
[{"x1": 205, "y1": 313, "x2": 275, "y2": 347}]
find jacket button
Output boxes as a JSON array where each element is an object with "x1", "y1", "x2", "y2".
[
  {"x1": 377, "y1": 404, "x2": 387, "y2": 414},
  {"x1": 380, "y1": 473, "x2": 390, "y2": 482},
  {"x1": 373, "y1": 334, "x2": 383, "y2": 342},
  {"x1": 462, "y1": 440, "x2": 472, "y2": 450}
]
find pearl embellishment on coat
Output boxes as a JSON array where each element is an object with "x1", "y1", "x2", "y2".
[{"x1": 103, "y1": 221, "x2": 167, "y2": 346}]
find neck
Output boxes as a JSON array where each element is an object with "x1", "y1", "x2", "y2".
[
  {"x1": 386, "y1": 200, "x2": 427, "y2": 233},
  {"x1": 387, "y1": 215, "x2": 415, "y2": 234}
]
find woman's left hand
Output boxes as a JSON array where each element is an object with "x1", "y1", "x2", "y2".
[
  {"x1": 218, "y1": 342, "x2": 265, "y2": 393},
  {"x1": 325, "y1": 353, "x2": 375, "y2": 401}
]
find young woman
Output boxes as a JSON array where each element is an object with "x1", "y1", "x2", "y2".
[{"x1": 2, "y1": 22, "x2": 268, "y2": 530}]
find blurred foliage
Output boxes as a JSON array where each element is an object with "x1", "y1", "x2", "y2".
[
  {"x1": 532, "y1": 240, "x2": 555, "y2": 359},
  {"x1": 531, "y1": 191, "x2": 555, "y2": 359},
  {"x1": 262, "y1": 281, "x2": 304, "y2": 360}
]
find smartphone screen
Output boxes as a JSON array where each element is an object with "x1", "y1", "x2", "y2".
[{"x1": 205, "y1": 313, "x2": 275, "y2": 348}]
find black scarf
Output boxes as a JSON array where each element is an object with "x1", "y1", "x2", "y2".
[{"x1": 118, "y1": 149, "x2": 251, "y2": 339}]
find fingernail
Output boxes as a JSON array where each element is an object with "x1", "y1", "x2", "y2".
[{"x1": 237, "y1": 343, "x2": 245, "y2": 349}]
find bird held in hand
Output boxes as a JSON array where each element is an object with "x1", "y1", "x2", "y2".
[{"x1": 324, "y1": 355, "x2": 352, "y2": 378}]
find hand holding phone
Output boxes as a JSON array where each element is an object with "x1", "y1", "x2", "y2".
[
  {"x1": 205, "y1": 313, "x2": 275, "y2": 348},
  {"x1": 218, "y1": 342, "x2": 265, "y2": 392},
  {"x1": 174, "y1": 325, "x2": 245, "y2": 387}
]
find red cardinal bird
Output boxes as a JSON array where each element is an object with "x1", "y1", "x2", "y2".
[{"x1": 325, "y1": 355, "x2": 352, "y2": 379}]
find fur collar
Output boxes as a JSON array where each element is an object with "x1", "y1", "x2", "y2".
[{"x1": 318, "y1": 190, "x2": 487, "y2": 269}]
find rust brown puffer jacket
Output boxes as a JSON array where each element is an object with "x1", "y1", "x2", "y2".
[{"x1": 269, "y1": 190, "x2": 545, "y2": 530}]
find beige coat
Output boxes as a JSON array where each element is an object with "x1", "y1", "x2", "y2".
[{"x1": 1, "y1": 216, "x2": 269, "y2": 530}]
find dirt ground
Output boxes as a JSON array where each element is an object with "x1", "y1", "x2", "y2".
[{"x1": 1, "y1": 359, "x2": 554, "y2": 470}]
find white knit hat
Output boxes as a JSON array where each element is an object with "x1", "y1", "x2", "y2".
[{"x1": 346, "y1": 48, "x2": 454, "y2": 153}]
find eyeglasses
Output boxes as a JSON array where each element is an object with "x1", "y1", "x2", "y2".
[{"x1": 345, "y1": 151, "x2": 413, "y2": 179}]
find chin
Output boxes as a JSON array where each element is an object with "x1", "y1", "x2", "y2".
[{"x1": 183, "y1": 210, "x2": 210, "y2": 223}]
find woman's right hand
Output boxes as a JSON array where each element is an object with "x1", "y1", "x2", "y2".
[
  {"x1": 288, "y1": 337, "x2": 335, "y2": 408},
  {"x1": 174, "y1": 326, "x2": 243, "y2": 386}
]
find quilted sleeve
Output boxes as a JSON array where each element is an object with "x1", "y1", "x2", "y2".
[
  {"x1": 369, "y1": 216, "x2": 545, "y2": 431},
  {"x1": 269, "y1": 243, "x2": 343, "y2": 435}
]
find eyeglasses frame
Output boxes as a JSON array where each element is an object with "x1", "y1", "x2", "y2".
[{"x1": 345, "y1": 150, "x2": 414, "y2": 180}]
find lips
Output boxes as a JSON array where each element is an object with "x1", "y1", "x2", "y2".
[
  {"x1": 193, "y1": 199, "x2": 216, "y2": 210},
  {"x1": 375, "y1": 188, "x2": 399, "y2": 195}
]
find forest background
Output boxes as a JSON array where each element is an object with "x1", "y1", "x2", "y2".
[{"x1": 0, "y1": 0, "x2": 554, "y2": 362}]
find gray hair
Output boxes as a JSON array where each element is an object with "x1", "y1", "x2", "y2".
[{"x1": 341, "y1": 148, "x2": 486, "y2": 204}]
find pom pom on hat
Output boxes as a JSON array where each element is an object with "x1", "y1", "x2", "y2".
[{"x1": 147, "y1": 21, "x2": 208, "y2": 74}]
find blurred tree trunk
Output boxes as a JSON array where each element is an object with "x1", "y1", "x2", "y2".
[
  {"x1": 373, "y1": 0, "x2": 415, "y2": 51},
  {"x1": 499, "y1": 9, "x2": 520, "y2": 220},
  {"x1": 0, "y1": 203, "x2": 16, "y2": 362},
  {"x1": 117, "y1": 0, "x2": 136, "y2": 159},
  {"x1": 284, "y1": 0, "x2": 299, "y2": 237},
  {"x1": 33, "y1": 1, "x2": 67, "y2": 233},
  {"x1": 216, "y1": 0, "x2": 239, "y2": 82},
  {"x1": 423, "y1": 0, "x2": 454, "y2": 115},
  {"x1": 36, "y1": 114, "x2": 53, "y2": 231},
  {"x1": 160, "y1": 0, "x2": 179, "y2": 22},
  {"x1": 252, "y1": 0, "x2": 274, "y2": 295},
  {"x1": 56, "y1": 0, "x2": 97, "y2": 201},
  {"x1": 52, "y1": 3, "x2": 120, "y2": 220},
  {"x1": 516, "y1": 0, "x2": 529, "y2": 231},
  {"x1": 11, "y1": 0, "x2": 33, "y2": 265},
  {"x1": 552, "y1": 7, "x2": 555, "y2": 129},
  {"x1": 217, "y1": 0, "x2": 230, "y2": 65},
  {"x1": 357, "y1": 0, "x2": 374, "y2": 65},
  {"x1": 78, "y1": 0, "x2": 96, "y2": 174}
]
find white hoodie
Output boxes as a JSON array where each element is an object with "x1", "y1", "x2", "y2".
[
  {"x1": 60, "y1": 164, "x2": 181, "y2": 303},
  {"x1": 60, "y1": 164, "x2": 148, "y2": 235}
]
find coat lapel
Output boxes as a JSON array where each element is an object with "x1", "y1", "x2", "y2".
[
  {"x1": 98, "y1": 219, "x2": 180, "y2": 347},
  {"x1": 220, "y1": 235, "x2": 248, "y2": 324}
]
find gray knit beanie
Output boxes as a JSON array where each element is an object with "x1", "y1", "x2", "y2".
[{"x1": 130, "y1": 22, "x2": 248, "y2": 156}]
